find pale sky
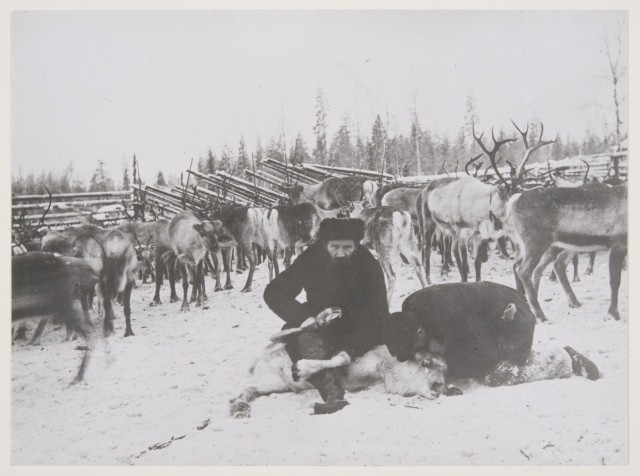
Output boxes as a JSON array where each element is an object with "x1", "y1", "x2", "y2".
[{"x1": 11, "y1": 9, "x2": 627, "y2": 183}]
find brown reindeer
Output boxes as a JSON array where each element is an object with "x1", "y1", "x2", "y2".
[
  {"x1": 211, "y1": 204, "x2": 264, "y2": 293},
  {"x1": 261, "y1": 202, "x2": 322, "y2": 280},
  {"x1": 13, "y1": 252, "x2": 101, "y2": 384},
  {"x1": 507, "y1": 184, "x2": 627, "y2": 321},
  {"x1": 41, "y1": 225, "x2": 139, "y2": 337},
  {"x1": 288, "y1": 176, "x2": 369, "y2": 210},
  {"x1": 169, "y1": 210, "x2": 234, "y2": 311}
]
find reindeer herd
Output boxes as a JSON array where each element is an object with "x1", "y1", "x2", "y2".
[{"x1": 11, "y1": 120, "x2": 627, "y2": 384}]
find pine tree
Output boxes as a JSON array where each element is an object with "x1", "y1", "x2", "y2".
[
  {"x1": 89, "y1": 160, "x2": 109, "y2": 192},
  {"x1": 367, "y1": 115, "x2": 386, "y2": 171},
  {"x1": 156, "y1": 171, "x2": 167, "y2": 186},
  {"x1": 206, "y1": 148, "x2": 217, "y2": 175},
  {"x1": 255, "y1": 137, "x2": 264, "y2": 166},
  {"x1": 237, "y1": 136, "x2": 249, "y2": 173},
  {"x1": 290, "y1": 133, "x2": 311, "y2": 165},
  {"x1": 329, "y1": 114, "x2": 354, "y2": 167},
  {"x1": 312, "y1": 87, "x2": 328, "y2": 165},
  {"x1": 219, "y1": 145, "x2": 234, "y2": 174},
  {"x1": 463, "y1": 90, "x2": 480, "y2": 151},
  {"x1": 122, "y1": 163, "x2": 130, "y2": 190}
]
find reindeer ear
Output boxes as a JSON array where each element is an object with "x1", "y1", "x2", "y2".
[{"x1": 193, "y1": 223, "x2": 205, "y2": 235}]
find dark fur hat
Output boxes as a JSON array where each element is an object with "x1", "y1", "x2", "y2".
[{"x1": 318, "y1": 218, "x2": 365, "y2": 243}]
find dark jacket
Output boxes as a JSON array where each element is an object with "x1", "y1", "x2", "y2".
[
  {"x1": 387, "y1": 282, "x2": 536, "y2": 380},
  {"x1": 263, "y1": 241, "x2": 389, "y2": 358}
]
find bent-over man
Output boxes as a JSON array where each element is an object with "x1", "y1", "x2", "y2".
[
  {"x1": 263, "y1": 218, "x2": 389, "y2": 414},
  {"x1": 384, "y1": 282, "x2": 600, "y2": 387}
]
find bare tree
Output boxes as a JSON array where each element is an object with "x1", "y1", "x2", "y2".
[{"x1": 603, "y1": 25, "x2": 626, "y2": 145}]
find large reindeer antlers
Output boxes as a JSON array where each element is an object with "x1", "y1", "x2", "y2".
[
  {"x1": 472, "y1": 123, "x2": 516, "y2": 189},
  {"x1": 510, "y1": 119, "x2": 555, "y2": 184}
]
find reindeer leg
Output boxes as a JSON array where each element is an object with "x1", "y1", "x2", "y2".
[
  {"x1": 532, "y1": 247, "x2": 561, "y2": 296},
  {"x1": 474, "y1": 239, "x2": 488, "y2": 282},
  {"x1": 123, "y1": 280, "x2": 134, "y2": 337},
  {"x1": 376, "y1": 246, "x2": 395, "y2": 305},
  {"x1": 213, "y1": 249, "x2": 223, "y2": 292},
  {"x1": 608, "y1": 244, "x2": 626, "y2": 320},
  {"x1": 29, "y1": 318, "x2": 48, "y2": 346},
  {"x1": 422, "y1": 224, "x2": 435, "y2": 285},
  {"x1": 169, "y1": 257, "x2": 180, "y2": 303},
  {"x1": 553, "y1": 251, "x2": 581, "y2": 309},
  {"x1": 585, "y1": 252, "x2": 596, "y2": 275},
  {"x1": 103, "y1": 294, "x2": 115, "y2": 337},
  {"x1": 200, "y1": 258, "x2": 210, "y2": 302},
  {"x1": 80, "y1": 287, "x2": 93, "y2": 328},
  {"x1": 195, "y1": 261, "x2": 204, "y2": 307},
  {"x1": 152, "y1": 253, "x2": 164, "y2": 306},
  {"x1": 223, "y1": 249, "x2": 233, "y2": 290},
  {"x1": 181, "y1": 265, "x2": 190, "y2": 312},
  {"x1": 241, "y1": 242, "x2": 256, "y2": 293},
  {"x1": 572, "y1": 253, "x2": 580, "y2": 283},
  {"x1": 517, "y1": 245, "x2": 549, "y2": 322},
  {"x1": 400, "y1": 240, "x2": 427, "y2": 289},
  {"x1": 454, "y1": 239, "x2": 469, "y2": 282}
]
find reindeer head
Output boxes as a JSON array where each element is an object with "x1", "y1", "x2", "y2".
[
  {"x1": 411, "y1": 352, "x2": 449, "y2": 400},
  {"x1": 193, "y1": 219, "x2": 236, "y2": 252}
]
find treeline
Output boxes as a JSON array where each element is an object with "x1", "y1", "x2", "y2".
[
  {"x1": 13, "y1": 90, "x2": 618, "y2": 195},
  {"x1": 195, "y1": 90, "x2": 618, "y2": 178}
]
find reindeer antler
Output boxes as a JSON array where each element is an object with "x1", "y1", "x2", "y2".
[
  {"x1": 465, "y1": 154, "x2": 483, "y2": 176},
  {"x1": 36, "y1": 186, "x2": 53, "y2": 231},
  {"x1": 580, "y1": 159, "x2": 590, "y2": 185},
  {"x1": 473, "y1": 123, "x2": 516, "y2": 190},
  {"x1": 511, "y1": 120, "x2": 555, "y2": 187}
]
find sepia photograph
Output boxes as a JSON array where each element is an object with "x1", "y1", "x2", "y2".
[{"x1": 4, "y1": 1, "x2": 635, "y2": 469}]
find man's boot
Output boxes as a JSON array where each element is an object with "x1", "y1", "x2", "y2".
[
  {"x1": 564, "y1": 346, "x2": 600, "y2": 380},
  {"x1": 307, "y1": 369, "x2": 349, "y2": 415}
]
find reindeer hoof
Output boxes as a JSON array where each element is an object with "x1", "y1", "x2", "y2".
[
  {"x1": 241, "y1": 288, "x2": 251, "y2": 293},
  {"x1": 170, "y1": 296, "x2": 180, "y2": 303},
  {"x1": 215, "y1": 286, "x2": 223, "y2": 292},
  {"x1": 150, "y1": 299, "x2": 162, "y2": 307},
  {"x1": 607, "y1": 309, "x2": 621, "y2": 321},
  {"x1": 230, "y1": 401, "x2": 251, "y2": 419},
  {"x1": 445, "y1": 386, "x2": 463, "y2": 396},
  {"x1": 224, "y1": 284, "x2": 234, "y2": 290},
  {"x1": 181, "y1": 304, "x2": 190, "y2": 312},
  {"x1": 569, "y1": 301, "x2": 582, "y2": 309},
  {"x1": 124, "y1": 329, "x2": 135, "y2": 337}
]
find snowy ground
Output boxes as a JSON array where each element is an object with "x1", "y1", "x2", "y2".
[{"x1": 11, "y1": 250, "x2": 628, "y2": 466}]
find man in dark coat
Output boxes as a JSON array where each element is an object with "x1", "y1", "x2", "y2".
[
  {"x1": 263, "y1": 218, "x2": 389, "y2": 414},
  {"x1": 384, "y1": 282, "x2": 600, "y2": 386}
]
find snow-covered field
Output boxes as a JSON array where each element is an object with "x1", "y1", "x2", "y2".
[{"x1": 11, "y1": 251, "x2": 628, "y2": 466}]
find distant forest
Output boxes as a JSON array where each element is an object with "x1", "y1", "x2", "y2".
[{"x1": 12, "y1": 92, "x2": 619, "y2": 196}]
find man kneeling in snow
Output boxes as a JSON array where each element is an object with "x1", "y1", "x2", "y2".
[
  {"x1": 384, "y1": 282, "x2": 600, "y2": 386},
  {"x1": 262, "y1": 217, "x2": 389, "y2": 415}
]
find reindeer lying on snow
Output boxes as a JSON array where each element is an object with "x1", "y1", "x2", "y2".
[{"x1": 229, "y1": 344, "x2": 449, "y2": 418}]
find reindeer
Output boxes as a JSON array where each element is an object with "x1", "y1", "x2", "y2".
[
  {"x1": 12, "y1": 252, "x2": 101, "y2": 384},
  {"x1": 417, "y1": 175, "x2": 509, "y2": 284},
  {"x1": 507, "y1": 184, "x2": 627, "y2": 321},
  {"x1": 261, "y1": 202, "x2": 322, "y2": 281},
  {"x1": 287, "y1": 176, "x2": 370, "y2": 210},
  {"x1": 168, "y1": 210, "x2": 234, "y2": 311},
  {"x1": 346, "y1": 201, "x2": 427, "y2": 304},
  {"x1": 211, "y1": 204, "x2": 264, "y2": 293},
  {"x1": 230, "y1": 344, "x2": 449, "y2": 418},
  {"x1": 13, "y1": 186, "x2": 53, "y2": 252},
  {"x1": 41, "y1": 225, "x2": 139, "y2": 337}
]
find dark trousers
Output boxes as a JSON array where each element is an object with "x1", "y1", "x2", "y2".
[{"x1": 286, "y1": 329, "x2": 345, "y2": 402}]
